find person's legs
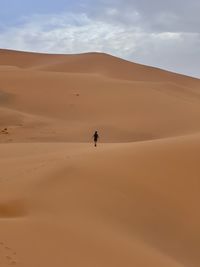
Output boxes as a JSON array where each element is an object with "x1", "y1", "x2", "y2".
[{"x1": 94, "y1": 139, "x2": 97, "y2": 146}]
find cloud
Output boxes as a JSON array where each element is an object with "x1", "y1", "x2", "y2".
[
  {"x1": 0, "y1": 0, "x2": 200, "y2": 78},
  {"x1": 85, "y1": 0, "x2": 200, "y2": 33}
]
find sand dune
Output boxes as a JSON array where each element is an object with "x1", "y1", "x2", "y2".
[
  {"x1": 0, "y1": 49, "x2": 200, "y2": 266},
  {"x1": 1, "y1": 49, "x2": 200, "y2": 85},
  {"x1": 1, "y1": 49, "x2": 200, "y2": 142}
]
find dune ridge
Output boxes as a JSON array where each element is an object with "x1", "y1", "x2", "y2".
[{"x1": 0, "y1": 49, "x2": 200, "y2": 266}]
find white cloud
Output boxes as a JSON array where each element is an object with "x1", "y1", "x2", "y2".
[{"x1": 0, "y1": 12, "x2": 200, "y2": 78}]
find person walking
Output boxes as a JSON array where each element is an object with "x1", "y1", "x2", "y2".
[{"x1": 93, "y1": 131, "x2": 99, "y2": 147}]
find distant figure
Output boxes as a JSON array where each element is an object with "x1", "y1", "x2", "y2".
[{"x1": 93, "y1": 131, "x2": 99, "y2": 147}]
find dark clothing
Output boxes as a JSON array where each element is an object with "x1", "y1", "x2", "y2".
[
  {"x1": 93, "y1": 131, "x2": 99, "y2": 147},
  {"x1": 93, "y1": 133, "x2": 99, "y2": 142}
]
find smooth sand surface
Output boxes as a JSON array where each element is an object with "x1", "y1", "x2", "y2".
[{"x1": 0, "y1": 49, "x2": 200, "y2": 266}]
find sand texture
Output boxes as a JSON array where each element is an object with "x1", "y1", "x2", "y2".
[{"x1": 0, "y1": 49, "x2": 200, "y2": 266}]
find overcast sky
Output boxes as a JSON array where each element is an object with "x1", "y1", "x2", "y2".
[{"x1": 0, "y1": 0, "x2": 200, "y2": 78}]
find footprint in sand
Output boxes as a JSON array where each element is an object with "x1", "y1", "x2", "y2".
[{"x1": 0, "y1": 241, "x2": 18, "y2": 265}]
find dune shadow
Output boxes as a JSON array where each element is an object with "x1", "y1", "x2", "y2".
[
  {"x1": 0, "y1": 199, "x2": 28, "y2": 219},
  {"x1": 0, "y1": 89, "x2": 15, "y2": 105}
]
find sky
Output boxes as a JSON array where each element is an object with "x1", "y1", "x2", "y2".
[{"x1": 0, "y1": 0, "x2": 200, "y2": 78}]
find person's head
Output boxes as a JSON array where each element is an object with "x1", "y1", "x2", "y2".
[{"x1": 95, "y1": 131, "x2": 98, "y2": 134}]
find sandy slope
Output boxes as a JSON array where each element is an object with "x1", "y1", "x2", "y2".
[
  {"x1": 1, "y1": 50, "x2": 200, "y2": 143},
  {"x1": 1, "y1": 136, "x2": 200, "y2": 266},
  {"x1": 0, "y1": 49, "x2": 200, "y2": 266}
]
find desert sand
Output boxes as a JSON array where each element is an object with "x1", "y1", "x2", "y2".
[{"x1": 0, "y1": 49, "x2": 200, "y2": 266}]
